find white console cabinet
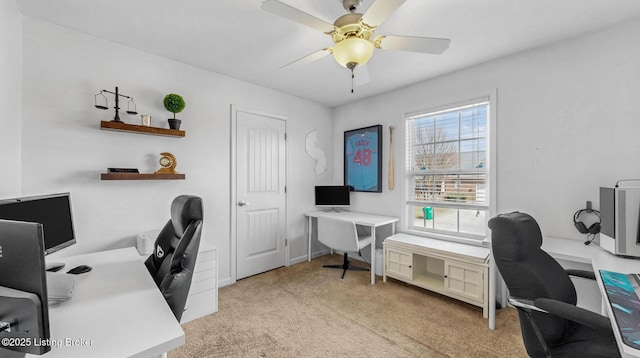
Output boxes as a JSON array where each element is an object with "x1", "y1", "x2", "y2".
[{"x1": 384, "y1": 233, "x2": 490, "y2": 318}]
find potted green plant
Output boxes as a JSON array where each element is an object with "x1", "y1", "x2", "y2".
[{"x1": 163, "y1": 93, "x2": 186, "y2": 130}]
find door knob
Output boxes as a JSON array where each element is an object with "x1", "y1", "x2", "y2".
[{"x1": 237, "y1": 201, "x2": 250, "y2": 206}]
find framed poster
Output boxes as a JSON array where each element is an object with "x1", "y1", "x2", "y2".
[{"x1": 344, "y1": 124, "x2": 382, "y2": 192}]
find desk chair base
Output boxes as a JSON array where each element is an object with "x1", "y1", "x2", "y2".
[{"x1": 323, "y1": 252, "x2": 369, "y2": 279}]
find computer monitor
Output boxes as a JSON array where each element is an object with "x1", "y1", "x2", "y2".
[
  {"x1": 315, "y1": 186, "x2": 351, "y2": 208},
  {"x1": 0, "y1": 193, "x2": 76, "y2": 255},
  {"x1": 0, "y1": 219, "x2": 51, "y2": 356}
]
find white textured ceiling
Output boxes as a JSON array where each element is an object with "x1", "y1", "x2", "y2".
[{"x1": 14, "y1": 0, "x2": 640, "y2": 107}]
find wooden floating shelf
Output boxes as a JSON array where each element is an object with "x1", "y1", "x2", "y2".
[
  {"x1": 101, "y1": 173, "x2": 186, "y2": 180},
  {"x1": 100, "y1": 121, "x2": 185, "y2": 137}
]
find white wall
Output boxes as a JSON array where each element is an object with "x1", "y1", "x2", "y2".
[
  {"x1": 19, "y1": 17, "x2": 333, "y2": 284},
  {"x1": 0, "y1": 0, "x2": 21, "y2": 197},
  {"x1": 12, "y1": 8, "x2": 640, "y2": 288},
  {"x1": 333, "y1": 19, "x2": 640, "y2": 243}
]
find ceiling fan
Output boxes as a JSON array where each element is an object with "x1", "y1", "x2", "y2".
[{"x1": 262, "y1": 0, "x2": 450, "y2": 90}]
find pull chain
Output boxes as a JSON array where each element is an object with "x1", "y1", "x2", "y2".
[
  {"x1": 351, "y1": 68, "x2": 355, "y2": 93},
  {"x1": 347, "y1": 62, "x2": 357, "y2": 94}
]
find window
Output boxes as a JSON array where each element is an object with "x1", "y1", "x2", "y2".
[{"x1": 405, "y1": 98, "x2": 491, "y2": 240}]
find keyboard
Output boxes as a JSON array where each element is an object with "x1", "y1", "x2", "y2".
[{"x1": 600, "y1": 270, "x2": 640, "y2": 349}]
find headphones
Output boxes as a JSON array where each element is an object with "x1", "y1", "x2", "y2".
[{"x1": 573, "y1": 208, "x2": 600, "y2": 238}]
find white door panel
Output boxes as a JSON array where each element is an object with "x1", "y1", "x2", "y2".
[
  {"x1": 246, "y1": 209, "x2": 280, "y2": 255},
  {"x1": 235, "y1": 109, "x2": 286, "y2": 280}
]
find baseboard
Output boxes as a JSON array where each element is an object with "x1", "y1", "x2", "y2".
[
  {"x1": 311, "y1": 249, "x2": 331, "y2": 260},
  {"x1": 220, "y1": 249, "x2": 333, "y2": 287},
  {"x1": 290, "y1": 249, "x2": 334, "y2": 265},
  {"x1": 218, "y1": 277, "x2": 234, "y2": 288},
  {"x1": 289, "y1": 254, "x2": 308, "y2": 265}
]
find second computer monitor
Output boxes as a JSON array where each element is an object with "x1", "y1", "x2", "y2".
[
  {"x1": 0, "y1": 192, "x2": 76, "y2": 255},
  {"x1": 315, "y1": 186, "x2": 351, "y2": 208}
]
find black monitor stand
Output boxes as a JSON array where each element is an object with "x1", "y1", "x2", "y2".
[{"x1": 0, "y1": 286, "x2": 47, "y2": 357}]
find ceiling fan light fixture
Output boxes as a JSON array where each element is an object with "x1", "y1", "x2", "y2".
[{"x1": 332, "y1": 37, "x2": 374, "y2": 68}]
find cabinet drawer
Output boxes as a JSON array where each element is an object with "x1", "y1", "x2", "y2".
[
  {"x1": 194, "y1": 258, "x2": 215, "y2": 273},
  {"x1": 181, "y1": 298, "x2": 217, "y2": 323},
  {"x1": 445, "y1": 261, "x2": 484, "y2": 303},
  {"x1": 180, "y1": 294, "x2": 218, "y2": 324},
  {"x1": 186, "y1": 288, "x2": 216, "y2": 308},
  {"x1": 197, "y1": 249, "x2": 216, "y2": 261},
  {"x1": 385, "y1": 247, "x2": 413, "y2": 280},
  {"x1": 194, "y1": 252, "x2": 216, "y2": 273},
  {"x1": 189, "y1": 276, "x2": 216, "y2": 296},
  {"x1": 193, "y1": 267, "x2": 216, "y2": 282}
]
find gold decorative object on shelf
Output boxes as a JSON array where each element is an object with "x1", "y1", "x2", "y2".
[{"x1": 155, "y1": 152, "x2": 178, "y2": 174}]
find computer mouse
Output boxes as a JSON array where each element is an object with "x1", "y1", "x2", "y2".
[
  {"x1": 46, "y1": 262, "x2": 66, "y2": 272},
  {"x1": 67, "y1": 265, "x2": 92, "y2": 275}
]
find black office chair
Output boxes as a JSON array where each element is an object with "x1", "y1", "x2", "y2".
[
  {"x1": 488, "y1": 212, "x2": 620, "y2": 358},
  {"x1": 145, "y1": 195, "x2": 203, "y2": 322}
]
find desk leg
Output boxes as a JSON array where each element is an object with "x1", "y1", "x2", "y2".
[
  {"x1": 308, "y1": 216, "x2": 313, "y2": 262},
  {"x1": 371, "y1": 226, "x2": 376, "y2": 285},
  {"x1": 489, "y1": 257, "x2": 496, "y2": 330}
]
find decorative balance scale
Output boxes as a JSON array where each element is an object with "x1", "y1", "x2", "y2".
[{"x1": 94, "y1": 86, "x2": 137, "y2": 122}]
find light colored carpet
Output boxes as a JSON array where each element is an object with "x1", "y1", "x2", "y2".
[{"x1": 169, "y1": 254, "x2": 527, "y2": 357}]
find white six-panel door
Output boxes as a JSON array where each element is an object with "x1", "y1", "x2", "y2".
[{"x1": 233, "y1": 108, "x2": 286, "y2": 280}]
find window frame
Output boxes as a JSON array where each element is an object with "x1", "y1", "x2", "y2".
[{"x1": 402, "y1": 93, "x2": 497, "y2": 244}]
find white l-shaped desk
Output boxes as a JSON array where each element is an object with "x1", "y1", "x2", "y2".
[
  {"x1": 305, "y1": 210, "x2": 399, "y2": 284},
  {"x1": 27, "y1": 247, "x2": 184, "y2": 358}
]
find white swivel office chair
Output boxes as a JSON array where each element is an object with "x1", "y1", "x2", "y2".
[{"x1": 317, "y1": 216, "x2": 372, "y2": 279}]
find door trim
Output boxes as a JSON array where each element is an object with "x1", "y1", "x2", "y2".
[{"x1": 230, "y1": 105, "x2": 288, "y2": 284}]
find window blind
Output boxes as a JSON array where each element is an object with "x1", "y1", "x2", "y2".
[{"x1": 406, "y1": 99, "x2": 489, "y2": 212}]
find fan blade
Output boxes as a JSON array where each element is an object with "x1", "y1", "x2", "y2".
[
  {"x1": 376, "y1": 35, "x2": 450, "y2": 54},
  {"x1": 280, "y1": 48, "x2": 331, "y2": 69},
  {"x1": 354, "y1": 64, "x2": 370, "y2": 85},
  {"x1": 361, "y1": 0, "x2": 407, "y2": 27},
  {"x1": 262, "y1": 0, "x2": 334, "y2": 33}
]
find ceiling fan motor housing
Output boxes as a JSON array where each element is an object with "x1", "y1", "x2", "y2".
[
  {"x1": 342, "y1": 0, "x2": 362, "y2": 13},
  {"x1": 332, "y1": 13, "x2": 374, "y2": 43}
]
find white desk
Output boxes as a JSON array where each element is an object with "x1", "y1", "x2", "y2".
[
  {"x1": 29, "y1": 247, "x2": 184, "y2": 358},
  {"x1": 305, "y1": 210, "x2": 399, "y2": 284}
]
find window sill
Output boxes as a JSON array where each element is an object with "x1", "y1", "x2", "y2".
[{"x1": 401, "y1": 228, "x2": 490, "y2": 248}]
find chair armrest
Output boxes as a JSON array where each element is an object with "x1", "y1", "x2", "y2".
[
  {"x1": 534, "y1": 297, "x2": 612, "y2": 334},
  {"x1": 508, "y1": 297, "x2": 547, "y2": 313},
  {"x1": 565, "y1": 269, "x2": 596, "y2": 280},
  {"x1": 509, "y1": 297, "x2": 553, "y2": 357}
]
